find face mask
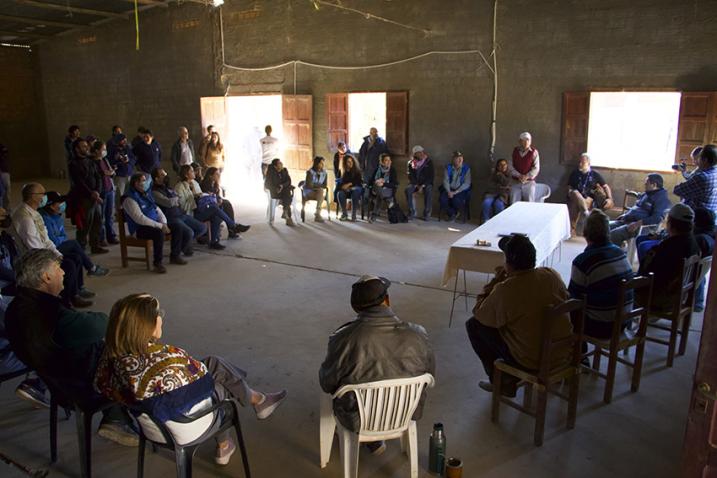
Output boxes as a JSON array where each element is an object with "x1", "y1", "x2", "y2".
[
  {"x1": 143, "y1": 177, "x2": 152, "y2": 192},
  {"x1": 39, "y1": 195, "x2": 48, "y2": 208},
  {"x1": 58, "y1": 202, "x2": 67, "y2": 214}
]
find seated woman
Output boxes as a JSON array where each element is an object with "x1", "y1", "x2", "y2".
[
  {"x1": 439, "y1": 151, "x2": 471, "y2": 222},
  {"x1": 567, "y1": 153, "x2": 614, "y2": 235},
  {"x1": 303, "y1": 156, "x2": 327, "y2": 223},
  {"x1": 201, "y1": 167, "x2": 250, "y2": 235},
  {"x1": 481, "y1": 158, "x2": 511, "y2": 223},
  {"x1": 40, "y1": 191, "x2": 109, "y2": 279},
  {"x1": 150, "y1": 168, "x2": 206, "y2": 257},
  {"x1": 94, "y1": 294, "x2": 287, "y2": 465},
  {"x1": 367, "y1": 153, "x2": 398, "y2": 223},
  {"x1": 264, "y1": 159, "x2": 295, "y2": 227},
  {"x1": 337, "y1": 154, "x2": 363, "y2": 222},
  {"x1": 175, "y1": 165, "x2": 238, "y2": 250}
]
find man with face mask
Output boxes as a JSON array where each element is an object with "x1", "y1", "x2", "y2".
[
  {"x1": 68, "y1": 138, "x2": 106, "y2": 254},
  {"x1": 567, "y1": 153, "x2": 614, "y2": 235}
]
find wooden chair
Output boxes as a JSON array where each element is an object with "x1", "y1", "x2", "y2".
[
  {"x1": 117, "y1": 207, "x2": 170, "y2": 270},
  {"x1": 582, "y1": 274, "x2": 654, "y2": 404},
  {"x1": 606, "y1": 189, "x2": 639, "y2": 219},
  {"x1": 645, "y1": 255, "x2": 701, "y2": 367},
  {"x1": 298, "y1": 180, "x2": 331, "y2": 222},
  {"x1": 491, "y1": 298, "x2": 585, "y2": 447}
]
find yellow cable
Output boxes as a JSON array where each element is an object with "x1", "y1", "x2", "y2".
[{"x1": 134, "y1": 0, "x2": 139, "y2": 50}]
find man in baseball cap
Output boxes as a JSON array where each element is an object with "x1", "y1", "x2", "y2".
[{"x1": 319, "y1": 274, "x2": 435, "y2": 456}]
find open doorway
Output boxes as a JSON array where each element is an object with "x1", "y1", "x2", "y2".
[{"x1": 348, "y1": 92, "x2": 387, "y2": 153}]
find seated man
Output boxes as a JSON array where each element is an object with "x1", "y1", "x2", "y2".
[
  {"x1": 673, "y1": 144, "x2": 717, "y2": 213},
  {"x1": 465, "y1": 234, "x2": 572, "y2": 396},
  {"x1": 568, "y1": 210, "x2": 634, "y2": 340},
  {"x1": 264, "y1": 158, "x2": 295, "y2": 226},
  {"x1": 303, "y1": 156, "x2": 327, "y2": 223},
  {"x1": 367, "y1": 153, "x2": 398, "y2": 222},
  {"x1": 510, "y1": 132, "x2": 540, "y2": 203},
  {"x1": 637, "y1": 203, "x2": 700, "y2": 313},
  {"x1": 11, "y1": 183, "x2": 92, "y2": 307},
  {"x1": 319, "y1": 275, "x2": 435, "y2": 455},
  {"x1": 567, "y1": 153, "x2": 614, "y2": 235},
  {"x1": 40, "y1": 191, "x2": 109, "y2": 278},
  {"x1": 405, "y1": 146, "x2": 434, "y2": 220},
  {"x1": 122, "y1": 173, "x2": 173, "y2": 274},
  {"x1": 439, "y1": 151, "x2": 472, "y2": 222},
  {"x1": 5, "y1": 249, "x2": 137, "y2": 446},
  {"x1": 609, "y1": 173, "x2": 672, "y2": 246}
]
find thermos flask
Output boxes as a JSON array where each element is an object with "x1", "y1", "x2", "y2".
[{"x1": 428, "y1": 422, "x2": 446, "y2": 475}]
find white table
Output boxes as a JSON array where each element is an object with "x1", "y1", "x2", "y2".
[{"x1": 442, "y1": 202, "x2": 571, "y2": 324}]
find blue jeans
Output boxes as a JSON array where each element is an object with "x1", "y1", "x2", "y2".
[
  {"x1": 439, "y1": 188, "x2": 470, "y2": 217},
  {"x1": 166, "y1": 216, "x2": 196, "y2": 257},
  {"x1": 100, "y1": 190, "x2": 116, "y2": 242},
  {"x1": 194, "y1": 205, "x2": 235, "y2": 244},
  {"x1": 481, "y1": 195, "x2": 506, "y2": 223},
  {"x1": 405, "y1": 184, "x2": 433, "y2": 218},
  {"x1": 338, "y1": 186, "x2": 363, "y2": 218}
]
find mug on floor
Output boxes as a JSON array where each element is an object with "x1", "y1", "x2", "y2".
[{"x1": 445, "y1": 457, "x2": 463, "y2": 478}]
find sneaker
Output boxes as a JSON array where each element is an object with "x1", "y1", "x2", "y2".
[
  {"x1": 98, "y1": 240, "x2": 109, "y2": 248},
  {"x1": 71, "y1": 296, "x2": 93, "y2": 308},
  {"x1": 228, "y1": 230, "x2": 240, "y2": 239},
  {"x1": 15, "y1": 382, "x2": 50, "y2": 408},
  {"x1": 286, "y1": 216, "x2": 296, "y2": 227},
  {"x1": 88, "y1": 265, "x2": 109, "y2": 277},
  {"x1": 98, "y1": 421, "x2": 139, "y2": 447},
  {"x1": 235, "y1": 224, "x2": 251, "y2": 233},
  {"x1": 90, "y1": 247, "x2": 109, "y2": 255},
  {"x1": 153, "y1": 263, "x2": 167, "y2": 274},
  {"x1": 215, "y1": 439, "x2": 236, "y2": 466},
  {"x1": 209, "y1": 242, "x2": 226, "y2": 250},
  {"x1": 254, "y1": 390, "x2": 287, "y2": 420},
  {"x1": 339, "y1": 214, "x2": 349, "y2": 221},
  {"x1": 478, "y1": 380, "x2": 517, "y2": 398},
  {"x1": 365, "y1": 441, "x2": 386, "y2": 456},
  {"x1": 170, "y1": 256, "x2": 188, "y2": 265},
  {"x1": 78, "y1": 287, "x2": 96, "y2": 298},
  {"x1": 314, "y1": 215, "x2": 325, "y2": 223}
]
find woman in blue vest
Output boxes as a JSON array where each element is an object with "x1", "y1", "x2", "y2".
[
  {"x1": 439, "y1": 151, "x2": 472, "y2": 222},
  {"x1": 122, "y1": 173, "x2": 173, "y2": 274}
]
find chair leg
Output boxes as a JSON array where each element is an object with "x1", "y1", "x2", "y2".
[
  {"x1": 632, "y1": 341, "x2": 646, "y2": 393},
  {"x1": 301, "y1": 202, "x2": 306, "y2": 223},
  {"x1": 523, "y1": 385, "x2": 534, "y2": 410},
  {"x1": 50, "y1": 396, "x2": 58, "y2": 463},
  {"x1": 567, "y1": 374, "x2": 580, "y2": 430},
  {"x1": 592, "y1": 346, "x2": 602, "y2": 371},
  {"x1": 338, "y1": 430, "x2": 359, "y2": 478},
  {"x1": 145, "y1": 244, "x2": 151, "y2": 271},
  {"x1": 75, "y1": 408, "x2": 93, "y2": 478},
  {"x1": 120, "y1": 242, "x2": 129, "y2": 268},
  {"x1": 491, "y1": 369, "x2": 502, "y2": 423},
  {"x1": 319, "y1": 395, "x2": 336, "y2": 468},
  {"x1": 667, "y1": 319, "x2": 679, "y2": 367},
  {"x1": 678, "y1": 314, "x2": 691, "y2": 356},
  {"x1": 407, "y1": 421, "x2": 418, "y2": 478},
  {"x1": 137, "y1": 436, "x2": 145, "y2": 478},
  {"x1": 603, "y1": 346, "x2": 619, "y2": 404},
  {"x1": 534, "y1": 389, "x2": 548, "y2": 447},
  {"x1": 234, "y1": 418, "x2": 251, "y2": 478},
  {"x1": 175, "y1": 447, "x2": 193, "y2": 478}
]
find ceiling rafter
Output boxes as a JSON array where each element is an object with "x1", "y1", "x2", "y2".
[
  {"x1": 0, "y1": 13, "x2": 86, "y2": 28},
  {"x1": 13, "y1": 0, "x2": 129, "y2": 19}
]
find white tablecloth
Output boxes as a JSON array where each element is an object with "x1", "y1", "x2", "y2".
[{"x1": 442, "y1": 202, "x2": 571, "y2": 285}]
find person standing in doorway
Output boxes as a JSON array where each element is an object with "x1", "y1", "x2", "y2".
[
  {"x1": 260, "y1": 125, "x2": 280, "y2": 178},
  {"x1": 358, "y1": 127, "x2": 388, "y2": 184}
]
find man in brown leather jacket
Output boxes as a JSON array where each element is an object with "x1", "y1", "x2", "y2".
[{"x1": 319, "y1": 275, "x2": 435, "y2": 455}]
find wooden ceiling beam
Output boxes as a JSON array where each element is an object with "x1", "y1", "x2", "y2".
[
  {"x1": 0, "y1": 28, "x2": 52, "y2": 38},
  {"x1": 14, "y1": 0, "x2": 128, "y2": 19},
  {"x1": 0, "y1": 13, "x2": 85, "y2": 29}
]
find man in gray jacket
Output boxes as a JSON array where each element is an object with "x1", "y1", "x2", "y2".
[{"x1": 319, "y1": 275, "x2": 435, "y2": 455}]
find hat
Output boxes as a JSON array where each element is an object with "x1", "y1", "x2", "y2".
[
  {"x1": 114, "y1": 133, "x2": 127, "y2": 143},
  {"x1": 519, "y1": 132, "x2": 532, "y2": 141},
  {"x1": 668, "y1": 203, "x2": 694, "y2": 223},
  {"x1": 351, "y1": 275, "x2": 391, "y2": 310},
  {"x1": 646, "y1": 173, "x2": 664, "y2": 188},
  {"x1": 412, "y1": 145, "x2": 424, "y2": 155},
  {"x1": 44, "y1": 191, "x2": 66, "y2": 206},
  {"x1": 452, "y1": 150, "x2": 463, "y2": 158},
  {"x1": 498, "y1": 234, "x2": 536, "y2": 270}
]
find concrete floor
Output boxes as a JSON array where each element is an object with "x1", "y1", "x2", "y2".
[{"x1": 0, "y1": 181, "x2": 701, "y2": 477}]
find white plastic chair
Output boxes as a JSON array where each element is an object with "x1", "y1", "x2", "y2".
[
  {"x1": 535, "y1": 183, "x2": 551, "y2": 203},
  {"x1": 319, "y1": 374, "x2": 435, "y2": 478},
  {"x1": 266, "y1": 190, "x2": 298, "y2": 224},
  {"x1": 626, "y1": 224, "x2": 659, "y2": 268}
]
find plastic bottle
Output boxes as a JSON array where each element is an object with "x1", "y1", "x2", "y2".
[{"x1": 428, "y1": 422, "x2": 446, "y2": 475}]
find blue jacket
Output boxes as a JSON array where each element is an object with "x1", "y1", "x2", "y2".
[
  {"x1": 133, "y1": 140, "x2": 162, "y2": 174},
  {"x1": 622, "y1": 188, "x2": 671, "y2": 225},
  {"x1": 40, "y1": 210, "x2": 67, "y2": 247},
  {"x1": 124, "y1": 188, "x2": 161, "y2": 235}
]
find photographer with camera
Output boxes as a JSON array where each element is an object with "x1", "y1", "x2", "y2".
[{"x1": 107, "y1": 133, "x2": 135, "y2": 200}]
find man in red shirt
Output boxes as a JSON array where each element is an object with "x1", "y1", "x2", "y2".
[{"x1": 510, "y1": 132, "x2": 540, "y2": 203}]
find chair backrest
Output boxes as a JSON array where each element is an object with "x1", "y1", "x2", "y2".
[
  {"x1": 675, "y1": 255, "x2": 702, "y2": 314},
  {"x1": 538, "y1": 298, "x2": 585, "y2": 379},
  {"x1": 136, "y1": 397, "x2": 216, "y2": 446},
  {"x1": 622, "y1": 190, "x2": 639, "y2": 212},
  {"x1": 613, "y1": 274, "x2": 654, "y2": 339},
  {"x1": 697, "y1": 255, "x2": 713, "y2": 285},
  {"x1": 334, "y1": 374, "x2": 434, "y2": 435},
  {"x1": 535, "y1": 183, "x2": 551, "y2": 203}
]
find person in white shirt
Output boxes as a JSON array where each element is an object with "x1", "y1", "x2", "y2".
[
  {"x1": 260, "y1": 125, "x2": 280, "y2": 178},
  {"x1": 11, "y1": 183, "x2": 93, "y2": 307},
  {"x1": 170, "y1": 126, "x2": 196, "y2": 175}
]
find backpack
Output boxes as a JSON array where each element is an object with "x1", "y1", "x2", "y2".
[{"x1": 387, "y1": 204, "x2": 408, "y2": 224}]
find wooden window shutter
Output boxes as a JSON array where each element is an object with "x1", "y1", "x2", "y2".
[
  {"x1": 386, "y1": 91, "x2": 408, "y2": 156},
  {"x1": 282, "y1": 95, "x2": 313, "y2": 172},
  {"x1": 560, "y1": 92, "x2": 590, "y2": 164},
  {"x1": 199, "y1": 97, "x2": 228, "y2": 140},
  {"x1": 676, "y1": 92, "x2": 717, "y2": 166},
  {"x1": 326, "y1": 93, "x2": 348, "y2": 152}
]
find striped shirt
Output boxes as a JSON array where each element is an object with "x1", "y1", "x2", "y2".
[
  {"x1": 568, "y1": 243, "x2": 634, "y2": 322},
  {"x1": 673, "y1": 166, "x2": 717, "y2": 212}
]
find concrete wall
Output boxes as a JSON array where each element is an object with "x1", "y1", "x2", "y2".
[
  {"x1": 31, "y1": 0, "x2": 717, "y2": 207},
  {"x1": 0, "y1": 46, "x2": 48, "y2": 179}
]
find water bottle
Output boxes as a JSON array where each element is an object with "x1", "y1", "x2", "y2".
[{"x1": 428, "y1": 422, "x2": 446, "y2": 475}]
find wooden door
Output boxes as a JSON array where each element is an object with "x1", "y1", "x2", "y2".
[
  {"x1": 282, "y1": 95, "x2": 313, "y2": 175},
  {"x1": 676, "y1": 92, "x2": 717, "y2": 166},
  {"x1": 560, "y1": 92, "x2": 590, "y2": 165},
  {"x1": 682, "y1": 249, "x2": 717, "y2": 477},
  {"x1": 327, "y1": 93, "x2": 348, "y2": 152},
  {"x1": 386, "y1": 91, "x2": 408, "y2": 156},
  {"x1": 199, "y1": 97, "x2": 228, "y2": 140}
]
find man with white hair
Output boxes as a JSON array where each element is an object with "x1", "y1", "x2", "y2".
[
  {"x1": 510, "y1": 132, "x2": 540, "y2": 203},
  {"x1": 170, "y1": 126, "x2": 196, "y2": 174}
]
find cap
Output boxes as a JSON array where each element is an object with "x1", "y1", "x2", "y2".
[
  {"x1": 44, "y1": 191, "x2": 66, "y2": 206},
  {"x1": 452, "y1": 150, "x2": 463, "y2": 158},
  {"x1": 647, "y1": 173, "x2": 664, "y2": 188},
  {"x1": 114, "y1": 133, "x2": 127, "y2": 143},
  {"x1": 351, "y1": 275, "x2": 391, "y2": 310},
  {"x1": 498, "y1": 234, "x2": 536, "y2": 270},
  {"x1": 519, "y1": 132, "x2": 532, "y2": 141},
  {"x1": 412, "y1": 145, "x2": 424, "y2": 155},
  {"x1": 668, "y1": 203, "x2": 694, "y2": 223}
]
